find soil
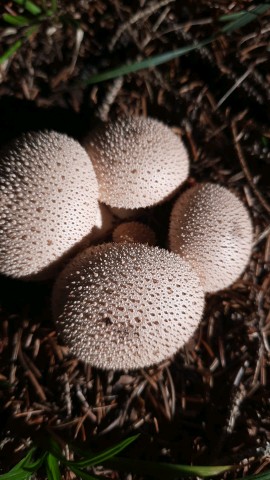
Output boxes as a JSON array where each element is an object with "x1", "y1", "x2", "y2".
[{"x1": 0, "y1": 1, "x2": 270, "y2": 478}]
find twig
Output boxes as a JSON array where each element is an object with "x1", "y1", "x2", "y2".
[
  {"x1": 119, "y1": 379, "x2": 148, "y2": 426},
  {"x1": 9, "y1": 328, "x2": 22, "y2": 384},
  {"x1": 63, "y1": 373, "x2": 72, "y2": 417},
  {"x1": 21, "y1": 350, "x2": 42, "y2": 379},
  {"x1": 95, "y1": 374, "x2": 105, "y2": 423},
  {"x1": 109, "y1": 0, "x2": 175, "y2": 51},
  {"x1": 165, "y1": 367, "x2": 176, "y2": 416},
  {"x1": 75, "y1": 384, "x2": 97, "y2": 422},
  {"x1": 97, "y1": 76, "x2": 123, "y2": 121},
  {"x1": 253, "y1": 225, "x2": 270, "y2": 247},
  {"x1": 216, "y1": 68, "x2": 252, "y2": 109},
  {"x1": 158, "y1": 379, "x2": 171, "y2": 420},
  {"x1": 18, "y1": 346, "x2": 47, "y2": 402},
  {"x1": 231, "y1": 116, "x2": 270, "y2": 215},
  {"x1": 74, "y1": 412, "x2": 88, "y2": 439}
]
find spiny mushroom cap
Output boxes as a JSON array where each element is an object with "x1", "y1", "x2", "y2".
[
  {"x1": 52, "y1": 243, "x2": 204, "y2": 370},
  {"x1": 169, "y1": 183, "x2": 253, "y2": 293},
  {"x1": 83, "y1": 116, "x2": 189, "y2": 209},
  {"x1": 0, "y1": 130, "x2": 99, "y2": 280},
  {"x1": 113, "y1": 221, "x2": 156, "y2": 246}
]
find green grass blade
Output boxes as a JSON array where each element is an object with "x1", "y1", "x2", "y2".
[
  {"x1": 86, "y1": 2, "x2": 270, "y2": 85},
  {"x1": 0, "y1": 23, "x2": 38, "y2": 65},
  {"x1": 0, "y1": 40, "x2": 22, "y2": 65},
  {"x1": 45, "y1": 454, "x2": 61, "y2": 480},
  {"x1": 2, "y1": 13, "x2": 31, "y2": 27},
  {"x1": 86, "y1": 37, "x2": 213, "y2": 84},
  {"x1": 24, "y1": 25, "x2": 39, "y2": 37},
  {"x1": 12, "y1": 0, "x2": 42, "y2": 15},
  {"x1": 50, "y1": 0, "x2": 58, "y2": 13},
  {"x1": 13, "y1": 449, "x2": 37, "y2": 471},
  {"x1": 220, "y1": 4, "x2": 270, "y2": 33},
  {"x1": 37, "y1": 435, "x2": 67, "y2": 465},
  {"x1": 22, "y1": 452, "x2": 47, "y2": 473},
  {"x1": 0, "y1": 471, "x2": 31, "y2": 480},
  {"x1": 67, "y1": 434, "x2": 139, "y2": 469},
  {"x1": 219, "y1": 12, "x2": 247, "y2": 22},
  {"x1": 105, "y1": 457, "x2": 232, "y2": 479},
  {"x1": 0, "y1": 448, "x2": 37, "y2": 480}
]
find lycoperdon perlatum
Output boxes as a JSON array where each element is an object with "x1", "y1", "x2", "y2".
[
  {"x1": 0, "y1": 130, "x2": 99, "y2": 279},
  {"x1": 0, "y1": 117, "x2": 253, "y2": 370},
  {"x1": 52, "y1": 243, "x2": 204, "y2": 370}
]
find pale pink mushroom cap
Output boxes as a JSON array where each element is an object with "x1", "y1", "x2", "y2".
[
  {"x1": 52, "y1": 243, "x2": 204, "y2": 370},
  {"x1": 83, "y1": 116, "x2": 189, "y2": 209},
  {"x1": 113, "y1": 221, "x2": 156, "y2": 246},
  {"x1": 169, "y1": 183, "x2": 253, "y2": 293},
  {"x1": 0, "y1": 130, "x2": 99, "y2": 280}
]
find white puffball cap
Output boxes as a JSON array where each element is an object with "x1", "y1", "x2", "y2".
[
  {"x1": 84, "y1": 116, "x2": 189, "y2": 209},
  {"x1": 169, "y1": 183, "x2": 253, "y2": 292},
  {"x1": 0, "y1": 130, "x2": 99, "y2": 279},
  {"x1": 52, "y1": 243, "x2": 204, "y2": 370}
]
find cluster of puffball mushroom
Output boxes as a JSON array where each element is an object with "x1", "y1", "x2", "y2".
[{"x1": 0, "y1": 116, "x2": 253, "y2": 370}]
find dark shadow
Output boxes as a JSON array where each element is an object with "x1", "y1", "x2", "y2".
[
  {"x1": 0, "y1": 272, "x2": 52, "y2": 317},
  {"x1": 0, "y1": 95, "x2": 100, "y2": 148}
]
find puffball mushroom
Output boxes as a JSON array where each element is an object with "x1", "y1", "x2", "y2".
[
  {"x1": 113, "y1": 221, "x2": 156, "y2": 246},
  {"x1": 83, "y1": 116, "x2": 189, "y2": 209},
  {"x1": 169, "y1": 183, "x2": 253, "y2": 293},
  {"x1": 0, "y1": 130, "x2": 99, "y2": 280},
  {"x1": 52, "y1": 243, "x2": 204, "y2": 370}
]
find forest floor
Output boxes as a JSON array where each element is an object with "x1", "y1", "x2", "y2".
[{"x1": 0, "y1": 1, "x2": 270, "y2": 479}]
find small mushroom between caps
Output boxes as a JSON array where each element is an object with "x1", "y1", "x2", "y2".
[
  {"x1": 52, "y1": 243, "x2": 204, "y2": 370},
  {"x1": 113, "y1": 221, "x2": 156, "y2": 246},
  {"x1": 83, "y1": 116, "x2": 189, "y2": 209},
  {"x1": 0, "y1": 130, "x2": 99, "y2": 280},
  {"x1": 110, "y1": 206, "x2": 144, "y2": 220},
  {"x1": 169, "y1": 183, "x2": 253, "y2": 293}
]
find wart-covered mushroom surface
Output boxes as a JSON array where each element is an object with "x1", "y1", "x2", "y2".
[
  {"x1": 83, "y1": 116, "x2": 189, "y2": 209},
  {"x1": 52, "y1": 243, "x2": 204, "y2": 370},
  {"x1": 112, "y1": 221, "x2": 156, "y2": 246},
  {"x1": 169, "y1": 182, "x2": 253, "y2": 293},
  {"x1": 0, "y1": 130, "x2": 99, "y2": 280}
]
